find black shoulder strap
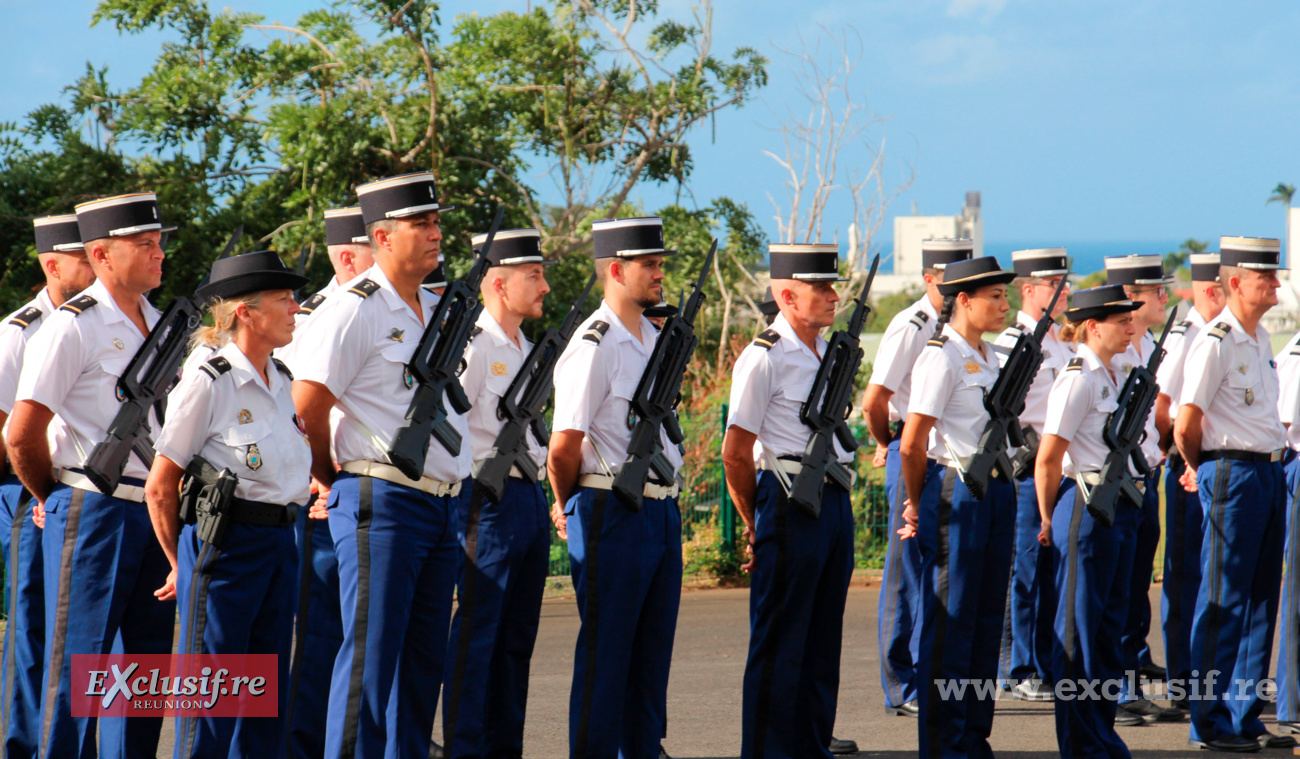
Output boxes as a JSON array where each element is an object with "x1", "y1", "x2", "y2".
[
  {"x1": 8, "y1": 306, "x2": 42, "y2": 329},
  {"x1": 1065, "y1": 357, "x2": 1084, "y2": 371},
  {"x1": 199, "y1": 356, "x2": 233, "y2": 381},
  {"x1": 582, "y1": 320, "x2": 610, "y2": 345},
  {"x1": 1207, "y1": 322, "x2": 1231, "y2": 341},
  {"x1": 1170, "y1": 319, "x2": 1191, "y2": 335},
  {"x1": 272, "y1": 358, "x2": 294, "y2": 380},
  {"x1": 298, "y1": 292, "x2": 327, "y2": 314},
  {"x1": 927, "y1": 334, "x2": 949, "y2": 348},
  {"x1": 348, "y1": 279, "x2": 380, "y2": 298},
  {"x1": 753, "y1": 328, "x2": 781, "y2": 350},
  {"x1": 468, "y1": 326, "x2": 484, "y2": 341},
  {"x1": 59, "y1": 295, "x2": 97, "y2": 315},
  {"x1": 908, "y1": 310, "x2": 930, "y2": 330}
]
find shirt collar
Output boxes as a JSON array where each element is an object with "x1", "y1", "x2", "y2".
[
  {"x1": 1187, "y1": 307, "x2": 1210, "y2": 328},
  {"x1": 1218, "y1": 304, "x2": 1264, "y2": 345},
  {"x1": 82, "y1": 279, "x2": 134, "y2": 327},
  {"x1": 35, "y1": 287, "x2": 57, "y2": 316},
  {"x1": 475, "y1": 309, "x2": 529, "y2": 351},
  {"x1": 940, "y1": 324, "x2": 992, "y2": 363},
  {"x1": 1077, "y1": 342, "x2": 1107, "y2": 372},
  {"x1": 360, "y1": 264, "x2": 435, "y2": 316},
  {"x1": 217, "y1": 341, "x2": 284, "y2": 395},
  {"x1": 771, "y1": 312, "x2": 827, "y2": 358},
  {"x1": 916, "y1": 294, "x2": 939, "y2": 319},
  {"x1": 595, "y1": 300, "x2": 655, "y2": 351}
]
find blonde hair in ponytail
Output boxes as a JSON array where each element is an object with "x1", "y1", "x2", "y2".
[{"x1": 189, "y1": 292, "x2": 264, "y2": 351}]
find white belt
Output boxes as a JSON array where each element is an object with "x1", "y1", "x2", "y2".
[
  {"x1": 471, "y1": 460, "x2": 545, "y2": 482},
  {"x1": 341, "y1": 461, "x2": 463, "y2": 498},
  {"x1": 759, "y1": 457, "x2": 859, "y2": 489},
  {"x1": 57, "y1": 469, "x2": 146, "y2": 503},
  {"x1": 577, "y1": 473, "x2": 680, "y2": 500}
]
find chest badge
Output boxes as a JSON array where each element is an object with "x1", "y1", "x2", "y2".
[
  {"x1": 1245, "y1": 388, "x2": 1255, "y2": 406},
  {"x1": 1237, "y1": 363, "x2": 1248, "y2": 375},
  {"x1": 238, "y1": 409, "x2": 253, "y2": 425},
  {"x1": 491, "y1": 361, "x2": 508, "y2": 376},
  {"x1": 112, "y1": 337, "x2": 125, "y2": 350},
  {"x1": 1101, "y1": 387, "x2": 1111, "y2": 400},
  {"x1": 246, "y1": 443, "x2": 263, "y2": 471},
  {"x1": 402, "y1": 365, "x2": 415, "y2": 390},
  {"x1": 963, "y1": 361, "x2": 981, "y2": 375},
  {"x1": 388, "y1": 328, "x2": 405, "y2": 343}
]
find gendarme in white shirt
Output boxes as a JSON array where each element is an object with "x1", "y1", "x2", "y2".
[
  {"x1": 1043, "y1": 344, "x2": 1123, "y2": 476},
  {"x1": 908, "y1": 324, "x2": 1003, "y2": 465},
  {"x1": 868, "y1": 294, "x2": 940, "y2": 424},
  {"x1": 1180, "y1": 305, "x2": 1284, "y2": 454},
  {"x1": 0, "y1": 287, "x2": 58, "y2": 417},
  {"x1": 1156, "y1": 307, "x2": 1210, "y2": 425},
  {"x1": 462, "y1": 309, "x2": 547, "y2": 471},
  {"x1": 993, "y1": 310, "x2": 1074, "y2": 436}
]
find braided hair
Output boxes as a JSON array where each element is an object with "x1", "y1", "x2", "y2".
[{"x1": 933, "y1": 293, "x2": 957, "y2": 331}]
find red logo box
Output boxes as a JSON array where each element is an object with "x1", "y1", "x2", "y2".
[{"x1": 71, "y1": 654, "x2": 278, "y2": 717}]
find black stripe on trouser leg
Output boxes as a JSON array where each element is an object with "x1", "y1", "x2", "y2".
[
  {"x1": 42, "y1": 488, "x2": 84, "y2": 754},
  {"x1": 1062, "y1": 484, "x2": 1086, "y2": 759},
  {"x1": 2, "y1": 491, "x2": 30, "y2": 742},
  {"x1": 924, "y1": 468, "x2": 957, "y2": 759},
  {"x1": 881, "y1": 473, "x2": 905, "y2": 704},
  {"x1": 283, "y1": 515, "x2": 317, "y2": 749},
  {"x1": 1285, "y1": 473, "x2": 1300, "y2": 713},
  {"x1": 1168, "y1": 468, "x2": 1186, "y2": 679},
  {"x1": 180, "y1": 541, "x2": 220, "y2": 758},
  {"x1": 998, "y1": 539, "x2": 1014, "y2": 682},
  {"x1": 340, "y1": 477, "x2": 374, "y2": 758},
  {"x1": 1200, "y1": 461, "x2": 1231, "y2": 708},
  {"x1": 443, "y1": 484, "x2": 486, "y2": 749},
  {"x1": 751, "y1": 481, "x2": 790, "y2": 759},
  {"x1": 574, "y1": 490, "x2": 608, "y2": 759}
]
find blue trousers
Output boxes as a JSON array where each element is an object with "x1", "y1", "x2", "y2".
[
  {"x1": 741, "y1": 473, "x2": 853, "y2": 759},
  {"x1": 0, "y1": 474, "x2": 42, "y2": 759},
  {"x1": 565, "y1": 487, "x2": 681, "y2": 759},
  {"x1": 324, "y1": 474, "x2": 463, "y2": 759},
  {"x1": 1118, "y1": 468, "x2": 1160, "y2": 705},
  {"x1": 1276, "y1": 456, "x2": 1300, "y2": 721},
  {"x1": 174, "y1": 521, "x2": 297, "y2": 758},
  {"x1": 916, "y1": 466, "x2": 1015, "y2": 759},
  {"x1": 877, "y1": 439, "x2": 927, "y2": 708},
  {"x1": 1051, "y1": 478, "x2": 1138, "y2": 759},
  {"x1": 442, "y1": 478, "x2": 550, "y2": 759},
  {"x1": 39, "y1": 484, "x2": 175, "y2": 759},
  {"x1": 1189, "y1": 458, "x2": 1285, "y2": 743},
  {"x1": 1004, "y1": 474, "x2": 1055, "y2": 684},
  {"x1": 284, "y1": 506, "x2": 343, "y2": 759},
  {"x1": 1161, "y1": 456, "x2": 1202, "y2": 691}
]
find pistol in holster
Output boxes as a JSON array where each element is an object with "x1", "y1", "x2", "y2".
[
  {"x1": 1011, "y1": 427, "x2": 1041, "y2": 481},
  {"x1": 179, "y1": 456, "x2": 239, "y2": 548}
]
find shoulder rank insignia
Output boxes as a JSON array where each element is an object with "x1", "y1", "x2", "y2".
[
  {"x1": 1207, "y1": 322, "x2": 1231, "y2": 341},
  {"x1": 298, "y1": 293, "x2": 327, "y2": 314},
  {"x1": 1007, "y1": 323, "x2": 1026, "y2": 334},
  {"x1": 272, "y1": 358, "x2": 294, "y2": 380},
  {"x1": 1065, "y1": 357, "x2": 1084, "y2": 371},
  {"x1": 754, "y1": 328, "x2": 781, "y2": 350},
  {"x1": 59, "y1": 295, "x2": 97, "y2": 315},
  {"x1": 1289, "y1": 345, "x2": 1300, "y2": 357},
  {"x1": 582, "y1": 320, "x2": 610, "y2": 345},
  {"x1": 1170, "y1": 319, "x2": 1191, "y2": 335},
  {"x1": 468, "y1": 326, "x2": 484, "y2": 341},
  {"x1": 908, "y1": 310, "x2": 930, "y2": 330},
  {"x1": 199, "y1": 356, "x2": 233, "y2": 380},
  {"x1": 8, "y1": 306, "x2": 42, "y2": 329},
  {"x1": 927, "y1": 334, "x2": 949, "y2": 348},
  {"x1": 348, "y1": 279, "x2": 380, "y2": 298}
]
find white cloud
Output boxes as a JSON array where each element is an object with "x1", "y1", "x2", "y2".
[
  {"x1": 912, "y1": 33, "x2": 1006, "y2": 83},
  {"x1": 947, "y1": 0, "x2": 1009, "y2": 20}
]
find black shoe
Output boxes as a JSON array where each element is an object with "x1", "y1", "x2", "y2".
[
  {"x1": 1115, "y1": 711, "x2": 1146, "y2": 727},
  {"x1": 429, "y1": 742, "x2": 445, "y2": 759},
  {"x1": 1251, "y1": 731, "x2": 1297, "y2": 749},
  {"x1": 1188, "y1": 736, "x2": 1262, "y2": 753},
  {"x1": 1139, "y1": 662, "x2": 1167, "y2": 681},
  {"x1": 1172, "y1": 697, "x2": 1192, "y2": 711},
  {"x1": 1121, "y1": 698, "x2": 1186, "y2": 722},
  {"x1": 885, "y1": 699, "x2": 919, "y2": 717},
  {"x1": 828, "y1": 737, "x2": 858, "y2": 755},
  {"x1": 1278, "y1": 721, "x2": 1300, "y2": 735}
]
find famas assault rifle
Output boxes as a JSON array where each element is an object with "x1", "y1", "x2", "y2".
[
  {"x1": 963, "y1": 274, "x2": 1068, "y2": 500},
  {"x1": 787, "y1": 255, "x2": 880, "y2": 518},
  {"x1": 84, "y1": 226, "x2": 244, "y2": 495},
  {"x1": 1084, "y1": 309, "x2": 1177, "y2": 527},
  {"x1": 387, "y1": 206, "x2": 504, "y2": 480},
  {"x1": 474, "y1": 273, "x2": 597, "y2": 503},
  {"x1": 610, "y1": 240, "x2": 717, "y2": 509}
]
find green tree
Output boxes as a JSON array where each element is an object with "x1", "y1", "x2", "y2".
[{"x1": 1163, "y1": 237, "x2": 1208, "y2": 275}]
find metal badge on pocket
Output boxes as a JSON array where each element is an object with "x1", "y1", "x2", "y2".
[{"x1": 246, "y1": 443, "x2": 263, "y2": 470}]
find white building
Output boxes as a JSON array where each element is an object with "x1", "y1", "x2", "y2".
[{"x1": 869, "y1": 192, "x2": 984, "y2": 294}]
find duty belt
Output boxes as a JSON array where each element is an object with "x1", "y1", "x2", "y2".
[
  {"x1": 229, "y1": 498, "x2": 298, "y2": 528},
  {"x1": 759, "y1": 456, "x2": 858, "y2": 491},
  {"x1": 472, "y1": 460, "x2": 545, "y2": 483},
  {"x1": 341, "y1": 461, "x2": 463, "y2": 497},
  {"x1": 577, "y1": 473, "x2": 680, "y2": 500},
  {"x1": 1200, "y1": 449, "x2": 1284, "y2": 464},
  {"x1": 58, "y1": 468, "x2": 146, "y2": 503}
]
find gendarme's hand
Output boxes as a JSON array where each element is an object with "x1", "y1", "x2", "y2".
[
  {"x1": 1179, "y1": 466, "x2": 1198, "y2": 493},
  {"x1": 741, "y1": 524, "x2": 756, "y2": 573},
  {"x1": 898, "y1": 499, "x2": 918, "y2": 541},
  {"x1": 551, "y1": 501, "x2": 568, "y2": 540}
]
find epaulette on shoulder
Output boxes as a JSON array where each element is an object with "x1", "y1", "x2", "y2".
[
  {"x1": 908, "y1": 310, "x2": 930, "y2": 330},
  {"x1": 199, "y1": 356, "x2": 233, "y2": 381},
  {"x1": 1170, "y1": 319, "x2": 1191, "y2": 336},
  {"x1": 8, "y1": 306, "x2": 42, "y2": 329},
  {"x1": 59, "y1": 295, "x2": 97, "y2": 315},
  {"x1": 926, "y1": 334, "x2": 949, "y2": 348},
  {"x1": 1207, "y1": 322, "x2": 1231, "y2": 341},
  {"x1": 582, "y1": 320, "x2": 610, "y2": 345},
  {"x1": 754, "y1": 328, "x2": 781, "y2": 350},
  {"x1": 468, "y1": 326, "x2": 484, "y2": 341},
  {"x1": 1007, "y1": 322, "x2": 1026, "y2": 334},
  {"x1": 991, "y1": 343, "x2": 1012, "y2": 357},
  {"x1": 348, "y1": 279, "x2": 380, "y2": 298},
  {"x1": 298, "y1": 292, "x2": 327, "y2": 314},
  {"x1": 272, "y1": 358, "x2": 294, "y2": 380},
  {"x1": 1065, "y1": 357, "x2": 1084, "y2": 371}
]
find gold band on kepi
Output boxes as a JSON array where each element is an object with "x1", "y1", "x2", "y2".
[
  {"x1": 1220, "y1": 236, "x2": 1281, "y2": 270},
  {"x1": 33, "y1": 214, "x2": 85, "y2": 253},
  {"x1": 1104, "y1": 254, "x2": 1171, "y2": 286},
  {"x1": 324, "y1": 207, "x2": 368, "y2": 246},
  {"x1": 921, "y1": 238, "x2": 974, "y2": 271},
  {"x1": 1064, "y1": 284, "x2": 1142, "y2": 323},
  {"x1": 1189, "y1": 252, "x2": 1222, "y2": 282},
  {"x1": 935, "y1": 256, "x2": 1015, "y2": 295},
  {"x1": 1011, "y1": 247, "x2": 1069, "y2": 278},
  {"x1": 471, "y1": 228, "x2": 556, "y2": 266},
  {"x1": 768, "y1": 243, "x2": 847, "y2": 281},
  {"x1": 356, "y1": 172, "x2": 454, "y2": 225},
  {"x1": 74, "y1": 192, "x2": 176, "y2": 241},
  {"x1": 591, "y1": 217, "x2": 677, "y2": 258}
]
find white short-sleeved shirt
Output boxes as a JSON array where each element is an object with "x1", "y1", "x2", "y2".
[
  {"x1": 993, "y1": 311, "x2": 1074, "y2": 436},
  {"x1": 0, "y1": 288, "x2": 57, "y2": 417},
  {"x1": 155, "y1": 342, "x2": 311, "y2": 505},
  {"x1": 1113, "y1": 332, "x2": 1162, "y2": 469},
  {"x1": 15, "y1": 279, "x2": 161, "y2": 481},
  {"x1": 868, "y1": 294, "x2": 939, "y2": 423},
  {"x1": 1156, "y1": 307, "x2": 1212, "y2": 423},
  {"x1": 290, "y1": 264, "x2": 472, "y2": 482},
  {"x1": 1277, "y1": 340, "x2": 1300, "y2": 451},
  {"x1": 1180, "y1": 306, "x2": 1284, "y2": 454},
  {"x1": 462, "y1": 309, "x2": 547, "y2": 470},
  {"x1": 551, "y1": 300, "x2": 683, "y2": 477},
  {"x1": 728, "y1": 313, "x2": 853, "y2": 465},
  {"x1": 1043, "y1": 344, "x2": 1123, "y2": 475},
  {"x1": 908, "y1": 324, "x2": 1003, "y2": 464}
]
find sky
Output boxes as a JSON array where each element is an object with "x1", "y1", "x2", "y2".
[{"x1": 3, "y1": 0, "x2": 1299, "y2": 251}]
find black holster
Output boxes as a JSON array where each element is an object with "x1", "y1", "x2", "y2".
[
  {"x1": 1012, "y1": 427, "x2": 1041, "y2": 480},
  {"x1": 179, "y1": 456, "x2": 238, "y2": 548}
]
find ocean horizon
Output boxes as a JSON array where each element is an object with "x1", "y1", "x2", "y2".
[{"x1": 981, "y1": 240, "x2": 1184, "y2": 277}]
